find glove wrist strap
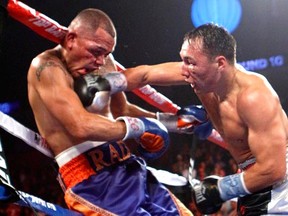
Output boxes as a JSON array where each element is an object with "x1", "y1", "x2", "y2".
[
  {"x1": 156, "y1": 112, "x2": 178, "y2": 132},
  {"x1": 116, "y1": 117, "x2": 144, "y2": 140},
  {"x1": 218, "y1": 172, "x2": 251, "y2": 201},
  {"x1": 103, "y1": 72, "x2": 127, "y2": 94}
]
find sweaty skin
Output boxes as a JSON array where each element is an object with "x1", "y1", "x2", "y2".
[
  {"x1": 123, "y1": 38, "x2": 288, "y2": 194},
  {"x1": 27, "y1": 9, "x2": 194, "y2": 216},
  {"x1": 27, "y1": 27, "x2": 128, "y2": 156}
]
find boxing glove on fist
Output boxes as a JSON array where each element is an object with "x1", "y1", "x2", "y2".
[
  {"x1": 157, "y1": 105, "x2": 213, "y2": 139},
  {"x1": 191, "y1": 176, "x2": 223, "y2": 214},
  {"x1": 74, "y1": 72, "x2": 127, "y2": 111},
  {"x1": 116, "y1": 117, "x2": 169, "y2": 160},
  {"x1": 193, "y1": 120, "x2": 213, "y2": 140},
  {"x1": 192, "y1": 173, "x2": 251, "y2": 214}
]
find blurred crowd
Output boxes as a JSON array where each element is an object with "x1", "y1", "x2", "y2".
[{"x1": 168, "y1": 140, "x2": 238, "y2": 216}]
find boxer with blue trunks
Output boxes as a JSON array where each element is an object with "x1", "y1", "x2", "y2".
[
  {"x1": 26, "y1": 8, "x2": 211, "y2": 216},
  {"x1": 56, "y1": 141, "x2": 192, "y2": 216}
]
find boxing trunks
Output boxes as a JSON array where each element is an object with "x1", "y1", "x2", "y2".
[
  {"x1": 55, "y1": 141, "x2": 192, "y2": 216},
  {"x1": 237, "y1": 149, "x2": 288, "y2": 215}
]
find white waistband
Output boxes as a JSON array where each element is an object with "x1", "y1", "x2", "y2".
[{"x1": 55, "y1": 141, "x2": 105, "y2": 167}]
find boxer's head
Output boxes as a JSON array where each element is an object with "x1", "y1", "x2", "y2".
[
  {"x1": 179, "y1": 23, "x2": 237, "y2": 94},
  {"x1": 64, "y1": 9, "x2": 117, "y2": 77},
  {"x1": 68, "y1": 8, "x2": 116, "y2": 39},
  {"x1": 183, "y1": 23, "x2": 236, "y2": 65}
]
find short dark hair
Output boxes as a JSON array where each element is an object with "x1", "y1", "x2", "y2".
[
  {"x1": 68, "y1": 8, "x2": 116, "y2": 38},
  {"x1": 184, "y1": 23, "x2": 236, "y2": 64}
]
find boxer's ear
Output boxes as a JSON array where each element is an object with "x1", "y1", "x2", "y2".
[
  {"x1": 215, "y1": 55, "x2": 227, "y2": 71},
  {"x1": 66, "y1": 32, "x2": 77, "y2": 49}
]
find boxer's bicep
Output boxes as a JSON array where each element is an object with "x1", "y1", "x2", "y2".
[{"x1": 239, "y1": 88, "x2": 286, "y2": 191}]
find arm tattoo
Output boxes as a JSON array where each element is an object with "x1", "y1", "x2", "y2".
[{"x1": 36, "y1": 61, "x2": 68, "y2": 81}]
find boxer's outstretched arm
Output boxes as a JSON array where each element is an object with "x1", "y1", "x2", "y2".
[{"x1": 123, "y1": 62, "x2": 188, "y2": 90}]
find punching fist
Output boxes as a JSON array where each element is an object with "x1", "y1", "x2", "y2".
[
  {"x1": 116, "y1": 117, "x2": 169, "y2": 160},
  {"x1": 191, "y1": 173, "x2": 251, "y2": 214},
  {"x1": 191, "y1": 176, "x2": 223, "y2": 214},
  {"x1": 74, "y1": 72, "x2": 127, "y2": 111},
  {"x1": 194, "y1": 120, "x2": 213, "y2": 140},
  {"x1": 157, "y1": 105, "x2": 213, "y2": 139}
]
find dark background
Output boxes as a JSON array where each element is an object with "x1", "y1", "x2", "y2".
[
  {"x1": 1, "y1": 0, "x2": 288, "y2": 124},
  {"x1": 0, "y1": 0, "x2": 288, "y2": 203}
]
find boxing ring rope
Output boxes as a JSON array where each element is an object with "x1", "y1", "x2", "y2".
[
  {"x1": 0, "y1": 111, "x2": 53, "y2": 158},
  {"x1": 0, "y1": 111, "x2": 188, "y2": 185},
  {"x1": 6, "y1": 0, "x2": 227, "y2": 149},
  {"x1": 0, "y1": 112, "x2": 84, "y2": 215},
  {"x1": 0, "y1": 1, "x2": 229, "y2": 214},
  {"x1": 0, "y1": 110, "x2": 187, "y2": 214},
  {"x1": 6, "y1": 0, "x2": 180, "y2": 114}
]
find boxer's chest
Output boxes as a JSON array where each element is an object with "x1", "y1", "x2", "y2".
[{"x1": 202, "y1": 93, "x2": 249, "y2": 149}]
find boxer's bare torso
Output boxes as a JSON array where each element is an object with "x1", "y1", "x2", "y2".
[{"x1": 27, "y1": 47, "x2": 125, "y2": 156}]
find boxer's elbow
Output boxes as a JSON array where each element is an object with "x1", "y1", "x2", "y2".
[
  {"x1": 267, "y1": 161, "x2": 286, "y2": 184},
  {"x1": 274, "y1": 164, "x2": 287, "y2": 182}
]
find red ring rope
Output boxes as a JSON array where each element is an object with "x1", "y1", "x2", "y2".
[{"x1": 6, "y1": 0, "x2": 228, "y2": 149}]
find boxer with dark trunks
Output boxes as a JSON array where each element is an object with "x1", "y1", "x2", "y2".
[{"x1": 121, "y1": 23, "x2": 288, "y2": 215}]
